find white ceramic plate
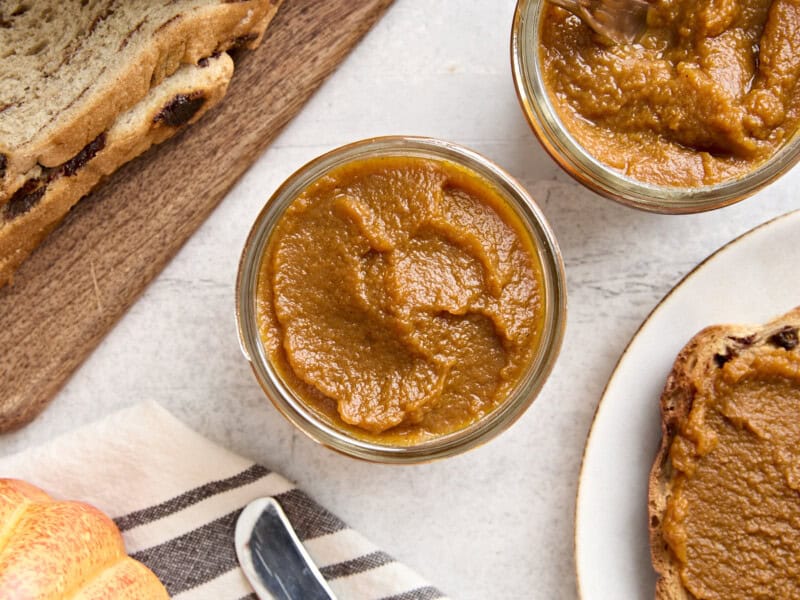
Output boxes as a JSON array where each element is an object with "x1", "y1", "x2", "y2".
[{"x1": 574, "y1": 209, "x2": 800, "y2": 599}]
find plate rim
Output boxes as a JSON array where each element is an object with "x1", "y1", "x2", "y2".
[{"x1": 572, "y1": 207, "x2": 800, "y2": 599}]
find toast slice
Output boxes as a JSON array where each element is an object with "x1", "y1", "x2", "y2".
[
  {"x1": 0, "y1": 0, "x2": 280, "y2": 200},
  {"x1": 649, "y1": 306, "x2": 800, "y2": 600},
  {"x1": 0, "y1": 0, "x2": 282, "y2": 285},
  {"x1": 0, "y1": 53, "x2": 233, "y2": 287}
]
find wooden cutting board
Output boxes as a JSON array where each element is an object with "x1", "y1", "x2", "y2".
[{"x1": 0, "y1": 0, "x2": 394, "y2": 432}]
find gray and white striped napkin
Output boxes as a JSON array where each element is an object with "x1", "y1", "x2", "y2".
[{"x1": 0, "y1": 401, "x2": 448, "y2": 600}]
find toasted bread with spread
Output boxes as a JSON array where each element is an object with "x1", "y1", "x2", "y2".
[{"x1": 649, "y1": 307, "x2": 800, "y2": 599}]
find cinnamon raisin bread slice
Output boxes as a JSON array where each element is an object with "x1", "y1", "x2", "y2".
[
  {"x1": 0, "y1": 53, "x2": 233, "y2": 287},
  {"x1": 649, "y1": 306, "x2": 800, "y2": 600},
  {"x1": 0, "y1": 0, "x2": 280, "y2": 201}
]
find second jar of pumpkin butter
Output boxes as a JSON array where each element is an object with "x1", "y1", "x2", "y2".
[
  {"x1": 259, "y1": 153, "x2": 543, "y2": 443},
  {"x1": 512, "y1": 0, "x2": 800, "y2": 212},
  {"x1": 240, "y1": 138, "x2": 566, "y2": 458},
  {"x1": 540, "y1": 0, "x2": 800, "y2": 188}
]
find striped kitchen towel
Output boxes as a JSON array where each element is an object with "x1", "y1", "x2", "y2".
[{"x1": 0, "y1": 401, "x2": 448, "y2": 600}]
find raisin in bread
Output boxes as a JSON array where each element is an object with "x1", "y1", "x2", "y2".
[
  {"x1": 0, "y1": 54, "x2": 233, "y2": 285},
  {"x1": 648, "y1": 306, "x2": 800, "y2": 600},
  {"x1": 0, "y1": 0, "x2": 281, "y2": 285}
]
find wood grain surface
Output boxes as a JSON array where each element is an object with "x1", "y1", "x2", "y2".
[{"x1": 0, "y1": 0, "x2": 394, "y2": 432}]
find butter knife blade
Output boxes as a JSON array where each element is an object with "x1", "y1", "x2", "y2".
[{"x1": 235, "y1": 497, "x2": 337, "y2": 600}]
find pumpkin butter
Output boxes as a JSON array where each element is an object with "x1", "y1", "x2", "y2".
[
  {"x1": 256, "y1": 156, "x2": 545, "y2": 444},
  {"x1": 540, "y1": 0, "x2": 800, "y2": 187},
  {"x1": 663, "y1": 332, "x2": 800, "y2": 599}
]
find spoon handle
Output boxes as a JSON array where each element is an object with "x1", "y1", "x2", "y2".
[
  {"x1": 236, "y1": 497, "x2": 337, "y2": 600},
  {"x1": 546, "y1": 0, "x2": 650, "y2": 43}
]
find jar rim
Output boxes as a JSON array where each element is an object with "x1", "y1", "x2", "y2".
[
  {"x1": 511, "y1": 0, "x2": 800, "y2": 214},
  {"x1": 235, "y1": 136, "x2": 567, "y2": 463}
]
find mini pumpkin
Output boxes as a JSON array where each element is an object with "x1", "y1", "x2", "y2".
[{"x1": 0, "y1": 479, "x2": 168, "y2": 599}]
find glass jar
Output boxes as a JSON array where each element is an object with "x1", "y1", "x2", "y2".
[
  {"x1": 236, "y1": 136, "x2": 566, "y2": 463},
  {"x1": 511, "y1": 0, "x2": 800, "y2": 214}
]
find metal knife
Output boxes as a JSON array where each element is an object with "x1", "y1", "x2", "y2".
[{"x1": 235, "y1": 497, "x2": 337, "y2": 600}]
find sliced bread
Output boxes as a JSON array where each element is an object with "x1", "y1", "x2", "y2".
[
  {"x1": 1, "y1": 0, "x2": 279, "y2": 199},
  {"x1": 0, "y1": 0, "x2": 282, "y2": 285},
  {"x1": 649, "y1": 306, "x2": 800, "y2": 599},
  {"x1": 0, "y1": 53, "x2": 234, "y2": 287}
]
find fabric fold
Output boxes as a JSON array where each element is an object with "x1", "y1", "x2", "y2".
[{"x1": 0, "y1": 401, "x2": 448, "y2": 600}]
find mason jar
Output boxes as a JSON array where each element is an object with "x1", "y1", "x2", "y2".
[
  {"x1": 511, "y1": 0, "x2": 800, "y2": 214},
  {"x1": 236, "y1": 136, "x2": 566, "y2": 463}
]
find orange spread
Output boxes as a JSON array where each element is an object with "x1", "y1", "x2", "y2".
[
  {"x1": 663, "y1": 332, "x2": 800, "y2": 598},
  {"x1": 256, "y1": 156, "x2": 545, "y2": 444},
  {"x1": 540, "y1": 0, "x2": 800, "y2": 186}
]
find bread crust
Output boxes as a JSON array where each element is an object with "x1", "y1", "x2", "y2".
[
  {"x1": 0, "y1": 0, "x2": 280, "y2": 200},
  {"x1": 648, "y1": 306, "x2": 800, "y2": 600},
  {"x1": 0, "y1": 53, "x2": 234, "y2": 288}
]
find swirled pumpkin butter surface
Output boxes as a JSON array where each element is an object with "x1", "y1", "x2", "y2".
[
  {"x1": 256, "y1": 157, "x2": 544, "y2": 443},
  {"x1": 541, "y1": 0, "x2": 800, "y2": 186},
  {"x1": 663, "y1": 339, "x2": 800, "y2": 598}
]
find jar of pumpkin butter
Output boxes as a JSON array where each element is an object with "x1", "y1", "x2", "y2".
[
  {"x1": 512, "y1": 0, "x2": 800, "y2": 213},
  {"x1": 236, "y1": 137, "x2": 566, "y2": 463}
]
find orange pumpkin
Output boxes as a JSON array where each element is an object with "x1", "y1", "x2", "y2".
[{"x1": 0, "y1": 479, "x2": 169, "y2": 599}]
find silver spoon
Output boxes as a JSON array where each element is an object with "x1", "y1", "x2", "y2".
[
  {"x1": 548, "y1": 0, "x2": 651, "y2": 44},
  {"x1": 235, "y1": 497, "x2": 337, "y2": 600}
]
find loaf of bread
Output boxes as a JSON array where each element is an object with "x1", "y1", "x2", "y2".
[
  {"x1": 649, "y1": 307, "x2": 800, "y2": 600},
  {"x1": 0, "y1": 0, "x2": 282, "y2": 286}
]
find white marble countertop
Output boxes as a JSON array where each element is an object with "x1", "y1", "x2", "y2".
[{"x1": 0, "y1": 2, "x2": 795, "y2": 598}]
